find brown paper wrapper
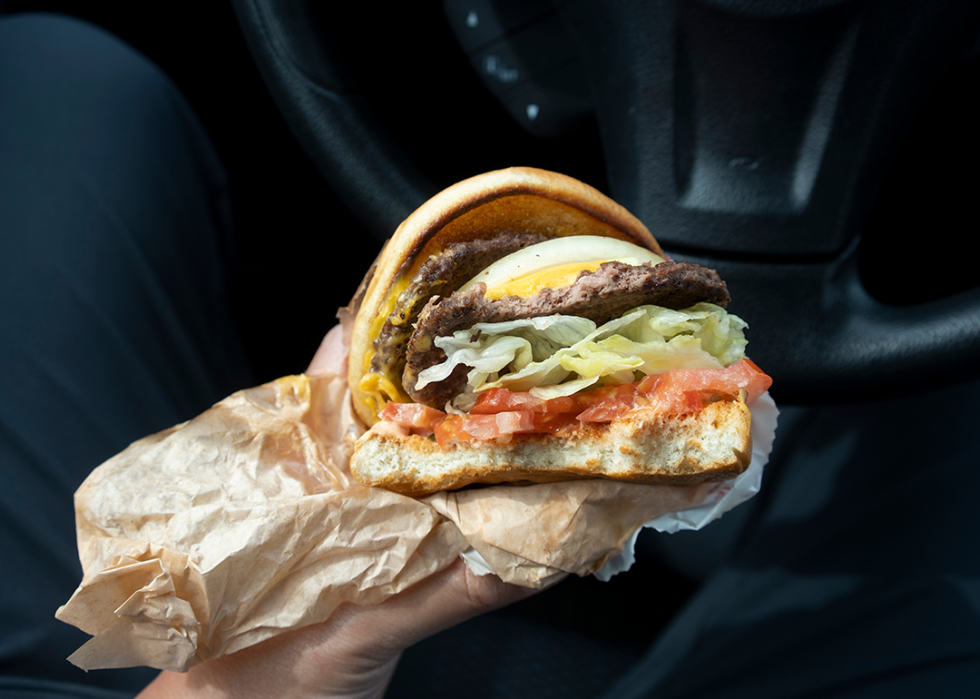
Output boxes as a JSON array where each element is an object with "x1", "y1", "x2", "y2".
[{"x1": 55, "y1": 364, "x2": 725, "y2": 672}]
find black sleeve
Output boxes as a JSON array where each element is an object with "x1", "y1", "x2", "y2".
[{"x1": 0, "y1": 13, "x2": 250, "y2": 696}]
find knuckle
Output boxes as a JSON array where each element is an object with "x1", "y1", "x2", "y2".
[{"x1": 459, "y1": 567, "x2": 522, "y2": 613}]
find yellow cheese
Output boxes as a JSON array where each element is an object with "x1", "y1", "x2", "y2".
[
  {"x1": 359, "y1": 265, "x2": 421, "y2": 414},
  {"x1": 462, "y1": 236, "x2": 664, "y2": 299},
  {"x1": 484, "y1": 261, "x2": 606, "y2": 300},
  {"x1": 358, "y1": 371, "x2": 408, "y2": 420}
]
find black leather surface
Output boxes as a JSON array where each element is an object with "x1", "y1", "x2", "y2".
[
  {"x1": 230, "y1": 0, "x2": 434, "y2": 241},
  {"x1": 230, "y1": 0, "x2": 980, "y2": 400}
]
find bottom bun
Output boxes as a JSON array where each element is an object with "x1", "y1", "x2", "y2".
[{"x1": 350, "y1": 399, "x2": 753, "y2": 497}]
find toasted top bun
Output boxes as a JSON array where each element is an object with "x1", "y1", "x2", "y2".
[{"x1": 348, "y1": 167, "x2": 663, "y2": 427}]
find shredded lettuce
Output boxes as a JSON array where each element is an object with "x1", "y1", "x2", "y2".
[{"x1": 414, "y1": 303, "x2": 748, "y2": 404}]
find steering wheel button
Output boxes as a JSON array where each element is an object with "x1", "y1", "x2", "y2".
[
  {"x1": 498, "y1": 66, "x2": 591, "y2": 138},
  {"x1": 469, "y1": 14, "x2": 581, "y2": 97},
  {"x1": 473, "y1": 42, "x2": 525, "y2": 92},
  {"x1": 442, "y1": 0, "x2": 551, "y2": 53}
]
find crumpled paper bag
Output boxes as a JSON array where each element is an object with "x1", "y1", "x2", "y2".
[{"x1": 56, "y1": 359, "x2": 777, "y2": 672}]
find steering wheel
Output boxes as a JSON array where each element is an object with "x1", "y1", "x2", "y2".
[{"x1": 230, "y1": 0, "x2": 980, "y2": 403}]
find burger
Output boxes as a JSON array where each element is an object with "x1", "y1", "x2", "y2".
[{"x1": 347, "y1": 167, "x2": 771, "y2": 497}]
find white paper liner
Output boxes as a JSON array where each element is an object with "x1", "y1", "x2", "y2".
[{"x1": 591, "y1": 391, "x2": 778, "y2": 581}]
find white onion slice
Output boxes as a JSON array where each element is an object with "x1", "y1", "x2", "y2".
[{"x1": 460, "y1": 235, "x2": 664, "y2": 292}]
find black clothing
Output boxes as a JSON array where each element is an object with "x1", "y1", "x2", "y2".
[{"x1": 0, "y1": 13, "x2": 250, "y2": 696}]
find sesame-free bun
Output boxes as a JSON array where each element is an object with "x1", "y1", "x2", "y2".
[{"x1": 348, "y1": 167, "x2": 662, "y2": 427}]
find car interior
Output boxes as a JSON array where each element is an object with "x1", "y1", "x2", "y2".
[{"x1": 3, "y1": 0, "x2": 980, "y2": 696}]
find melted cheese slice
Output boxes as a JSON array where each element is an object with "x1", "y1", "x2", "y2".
[
  {"x1": 485, "y1": 261, "x2": 606, "y2": 299},
  {"x1": 462, "y1": 235, "x2": 665, "y2": 300}
]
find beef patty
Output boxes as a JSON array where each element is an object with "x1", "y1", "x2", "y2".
[
  {"x1": 370, "y1": 232, "x2": 547, "y2": 393},
  {"x1": 403, "y1": 260, "x2": 731, "y2": 408}
]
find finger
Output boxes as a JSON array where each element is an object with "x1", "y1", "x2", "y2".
[
  {"x1": 332, "y1": 559, "x2": 550, "y2": 656},
  {"x1": 139, "y1": 561, "x2": 550, "y2": 699},
  {"x1": 306, "y1": 323, "x2": 347, "y2": 376}
]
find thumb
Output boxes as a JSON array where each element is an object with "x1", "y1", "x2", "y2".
[{"x1": 306, "y1": 323, "x2": 347, "y2": 376}]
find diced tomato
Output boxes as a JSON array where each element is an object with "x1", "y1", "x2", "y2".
[
  {"x1": 575, "y1": 383, "x2": 639, "y2": 423},
  {"x1": 638, "y1": 376, "x2": 705, "y2": 415},
  {"x1": 470, "y1": 388, "x2": 547, "y2": 414},
  {"x1": 387, "y1": 358, "x2": 772, "y2": 444},
  {"x1": 433, "y1": 411, "x2": 537, "y2": 446},
  {"x1": 433, "y1": 409, "x2": 579, "y2": 446},
  {"x1": 528, "y1": 410, "x2": 582, "y2": 435},
  {"x1": 470, "y1": 388, "x2": 578, "y2": 415},
  {"x1": 433, "y1": 415, "x2": 468, "y2": 447},
  {"x1": 728, "y1": 358, "x2": 773, "y2": 403},
  {"x1": 378, "y1": 402, "x2": 446, "y2": 433},
  {"x1": 454, "y1": 414, "x2": 497, "y2": 442},
  {"x1": 463, "y1": 411, "x2": 538, "y2": 440},
  {"x1": 639, "y1": 358, "x2": 772, "y2": 407}
]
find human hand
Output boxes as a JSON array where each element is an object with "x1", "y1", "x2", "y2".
[
  {"x1": 139, "y1": 557, "x2": 536, "y2": 699},
  {"x1": 137, "y1": 325, "x2": 539, "y2": 698},
  {"x1": 306, "y1": 322, "x2": 350, "y2": 378}
]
